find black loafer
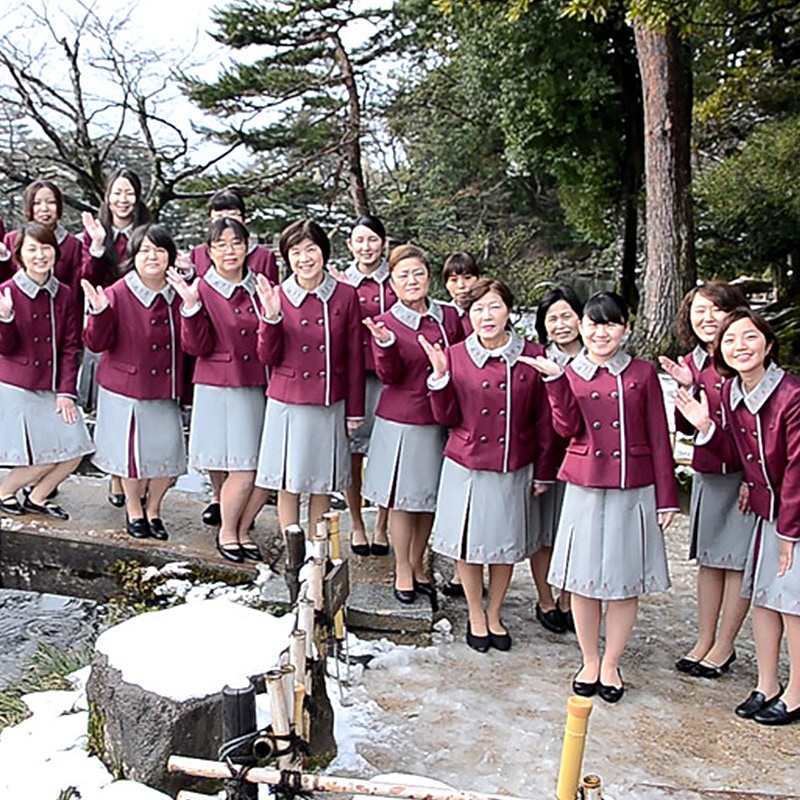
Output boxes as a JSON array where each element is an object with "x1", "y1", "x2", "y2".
[
  {"x1": 350, "y1": 541, "x2": 371, "y2": 556},
  {"x1": 536, "y1": 603, "x2": 566, "y2": 634},
  {"x1": 413, "y1": 580, "x2": 439, "y2": 612},
  {"x1": 107, "y1": 477, "x2": 125, "y2": 508},
  {"x1": 240, "y1": 543, "x2": 263, "y2": 562},
  {"x1": 753, "y1": 699, "x2": 800, "y2": 726},
  {"x1": 466, "y1": 622, "x2": 490, "y2": 653},
  {"x1": 216, "y1": 533, "x2": 243, "y2": 563},
  {"x1": 370, "y1": 541, "x2": 390, "y2": 556},
  {"x1": 0, "y1": 495, "x2": 26, "y2": 516},
  {"x1": 489, "y1": 629, "x2": 512, "y2": 651},
  {"x1": 692, "y1": 650, "x2": 736, "y2": 679},
  {"x1": 442, "y1": 579, "x2": 465, "y2": 598},
  {"x1": 675, "y1": 656, "x2": 701, "y2": 673},
  {"x1": 126, "y1": 516, "x2": 150, "y2": 539},
  {"x1": 598, "y1": 670, "x2": 625, "y2": 703},
  {"x1": 572, "y1": 671, "x2": 598, "y2": 697},
  {"x1": 735, "y1": 686, "x2": 783, "y2": 719},
  {"x1": 23, "y1": 496, "x2": 69, "y2": 520},
  {"x1": 148, "y1": 518, "x2": 169, "y2": 540},
  {"x1": 202, "y1": 502, "x2": 221, "y2": 526},
  {"x1": 393, "y1": 587, "x2": 416, "y2": 604}
]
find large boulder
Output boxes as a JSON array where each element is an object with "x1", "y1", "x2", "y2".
[{"x1": 86, "y1": 599, "x2": 295, "y2": 795}]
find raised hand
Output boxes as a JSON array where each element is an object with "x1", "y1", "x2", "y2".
[
  {"x1": 166, "y1": 267, "x2": 200, "y2": 310},
  {"x1": 658, "y1": 354, "x2": 693, "y2": 388},
  {"x1": 82, "y1": 211, "x2": 107, "y2": 250},
  {"x1": 417, "y1": 334, "x2": 448, "y2": 379},
  {"x1": 56, "y1": 395, "x2": 78, "y2": 425},
  {"x1": 674, "y1": 386, "x2": 711, "y2": 435},
  {"x1": 80, "y1": 279, "x2": 109, "y2": 313},
  {"x1": 255, "y1": 274, "x2": 281, "y2": 320},
  {"x1": 327, "y1": 263, "x2": 347, "y2": 282},
  {"x1": 0, "y1": 287, "x2": 13, "y2": 321},
  {"x1": 174, "y1": 251, "x2": 195, "y2": 280},
  {"x1": 518, "y1": 354, "x2": 562, "y2": 378},
  {"x1": 363, "y1": 317, "x2": 391, "y2": 344}
]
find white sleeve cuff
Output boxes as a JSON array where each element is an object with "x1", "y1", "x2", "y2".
[
  {"x1": 0, "y1": 312, "x2": 14, "y2": 323},
  {"x1": 89, "y1": 244, "x2": 106, "y2": 258},
  {"x1": 694, "y1": 421, "x2": 716, "y2": 446},
  {"x1": 542, "y1": 368, "x2": 565, "y2": 383},
  {"x1": 180, "y1": 302, "x2": 203, "y2": 317},
  {"x1": 427, "y1": 372, "x2": 451, "y2": 391},
  {"x1": 260, "y1": 312, "x2": 283, "y2": 325},
  {"x1": 374, "y1": 330, "x2": 397, "y2": 348}
]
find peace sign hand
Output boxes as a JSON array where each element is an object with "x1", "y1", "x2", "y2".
[
  {"x1": 363, "y1": 317, "x2": 391, "y2": 344},
  {"x1": 166, "y1": 267, "x2": 200, "y2": 310},
  {"x1": 417, "y1": 334, "x2": 448, "y2": 379},
  {"x1": 80, "y1": 279, "x2": 109, "y2": 313},
  {"x1": 0, "y1": 287, "x2": 14, "y2": 321},
  {"x1": 255, "y1": 274, "x2": 281, "y2": 321}
]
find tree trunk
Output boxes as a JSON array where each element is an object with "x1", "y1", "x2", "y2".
[{"x1": 631, "y1": 21, "x2": 695, "y2": 358}]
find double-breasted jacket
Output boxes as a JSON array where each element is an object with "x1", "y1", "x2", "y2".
[
  {"x1": 190, "y1": 243, "x2": 278, "y2": 285},
  {"x1": 81, "y1": 227, "x2": 130, "y2": 287}
]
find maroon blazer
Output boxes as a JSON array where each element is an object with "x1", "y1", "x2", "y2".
[
  {"x1": 342, "y1": 262, "x2": 396, "y2": 373},
  {"x1": 545, "y1": 349, "x2": 679, "y2": 511},
  {"x1": 0, "y1": 271, "x2": 81, "y2": 397},
  {"x1": 257, "y1": 273, "x2": 365, "y2": 419},
  {"x1": 716, "y1": 365, "x2": 800, "y2": 541},
  {"x1": 372, "y1": 299, "x2": 465, "y2": 426},
  {"x1": 190, "y1": 243, "x2": 278, "y2": 285},
  {"x1": 181, "y1": 268, "x2": 267, "y2": 388},
  {"x1": 83, "y1": 271, "x2": 184, "y2": 401},
  {"x1": 674, "y1": 346, "x2": 741, "y2": 475},
  {"x1": 430, "y1": 332, "x2": 558, "y2": 479},
  {"x1": 81, "y1": 228, "x2": 130, "y2": 287}
]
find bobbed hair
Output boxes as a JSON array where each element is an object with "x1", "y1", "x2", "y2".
[
  {"x1": 279, "y1": 219, "x2": 330, "y2": 265},
  {"x1": 583, "y1": 291, "x2": 628, "y2": 326},
  {"x1": 207, "y1": 217, "x2": 249, "y2": 247},
  {"x1": 13, "y1": 221, "x2": 61, "y2": 271},
  {"x1": 208, "y1": 188, "x2": 246, "y2": 217},
  {"x1": 388, "y1": 243, "x2": 429, "y2": 275},
  {"x1": 124, "y1": 223, "x2": 177, "y2": 272},
  {"x1": 535, "y1": 285, "x2": 584, "y2": 345},
  {"x1": 676, "y1": 281, "x2": 749, "y2": 350},
  {"x1": 442, "y1": 251, "x2": 480, "y2": 282},
  {"x1": 712, "y1": 307, "x2": 779, "y2": 378}
]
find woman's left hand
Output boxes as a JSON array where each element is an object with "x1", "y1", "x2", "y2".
[
  {"x1": 778, "y1": 538, "x2": 795, "y2": 577},
  {"x1": 518, "y1": 354, "x2": 562, "y2": 378},
  {"x1": 417, "y1": 334, "x2": 448, "y2": 379},
  {"x1": 56, "y1": 396, "x2": 78, "y2": 425},
  {"x1": 166, "y1": 268, "x2": 200, "y2": 309},
  {"x1": 658, "y1": 511, "x2": 675, "y2": 531},
  {"x1": 532, "y1": 482, "x2": 549, "y2": 497},
  {"x1": 347, "y1": 419, "x2": 363, "y2": 435}
]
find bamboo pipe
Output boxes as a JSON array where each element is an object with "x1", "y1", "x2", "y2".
[
  {"x1": 265, "y1": 669, "x2": 292, "y2": 769},
  {"x1": 324, "y1": 512, "x2": 346, "y2": 641},
  {"x1": 289, "y1": 629, "x2": 307, "y2": 686},
  {"x1": 556, "y1": 696, "x2": 593, "y2": 800},
  {"x1": 308, "y1": 557, "x2": 325, "y2": 611},
  {"x1": 297, "y1": 596, "x2": 315, "y2": 660},
  {"x1": 168, "y1": 756, "x2": 534, "y2": 800},
  {"x1": 280, "y1": 664, "x2": 296, "y2": 726}
]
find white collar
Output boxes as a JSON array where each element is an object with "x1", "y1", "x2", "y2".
[
  {"x1": 389, "y1": 299, "x2": 445, "y2": 330},
  {"x1": 570, "y1": 347, "x2": 632, "y2": 381},
  {"x1": 729, "y1": 362, "x2": 785, "y2": 414},
  {"x1": 113, "y1": 224, "x2": 134, "y2": 242},
  {"x1": 689, "y1": 344, "x2": 710, "y2": 371},
  {"x1": 546, "y1": 341, "x2": 579, "y2": 368},
  {"x1": 281, "y1": 272, "x2": 337, "y2": 308},
  {"x1": 13, "y1": 269, "x2": 59, "y2": 299},
  {"x1": 204, "y1": 266, "x2": 257, "y2": 299},
  {"x1": 465, "y1": 330, "x2": 525, "y2": 367},
  {"x1": 343, "y1": 260, "x2": 390, "y2": 287},
  {"x1": 54, "y1": 224, "x2": 69, "y2": 245},
  {"x1": 124, "y1": 270, "x2": 175, "y2": 308}
]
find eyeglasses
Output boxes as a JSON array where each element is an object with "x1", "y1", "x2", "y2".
[{"x1": 211, "y1": 239, "x2": 247, "y2": 252}]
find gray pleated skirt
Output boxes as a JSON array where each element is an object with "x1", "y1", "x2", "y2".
[
  {"x1": 689, "y1": 471, "x2": 753, "y2": 570},
  {"x1": 189, "y1": 384, "x2": 266, "y2": 471},
  {"x1": 432, "y1": 458, "x2": 540, "y2": 564},
  {"x1": 255, "y1": 398, "x2": 351, "y2": 493},
  {"x1": 741, "y1": 517, "x2": 800, "y2": 615},
  {"x1": 349, "y1": 372, "x2": 383, "y2": 455},
  {"x1": 548, "y1": 483, "x2": 671, "y2": 600},
  {"x1": 92, "y1": 387, "x2": 187, "y2": 479},
  {"x1": 0, "y1": 382, "x2": 94, "y2": 466},
  {"x1": 362, "y1": 417, "x2": 445, "y2": 512},
  {"x1": 538, "y1": 479, "x2": 567, "y2": 549}
]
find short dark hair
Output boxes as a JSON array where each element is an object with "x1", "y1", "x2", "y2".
[
  {"x1": 676, "y1": 281, "x2": 749, "y2": 349},
  {"x1": 388, "y1": 243, "x2": 429, "y2": 275},
  {"x1": 442, "y1": 252, "x2": 480, "y2": 282},
  {"x1": 583, "y1": 291, "x2": 628, "y2": 326},
  {"x1": 14, "y1": 222, "x2": 60, "y2": 270},
  {"x1": 535, "y1": 285, "x2": 584, "y2": 344},
  {"x1": 23, "y1": 180, "x2": 63, "y2": 221},
  {"x1": 279, "y1": 219, "x2": 330, "y2": 265},
  {"x1": 351, "y1": 214, "x2": 386, "y2": 241},
  {"x1": 208, "y1": 188, "x2": 246, "y2": 217},
  {"x1": 125, "y1": 223, "x2": 177, "y2": 271},
  {"x1": 464, "y1": 277, "x2": 514, "y2": 313},
  {"x1": 713, "y1": 307, "x2": 779, "y2": 378},
  {"x1": 207, "y1": 217, "x2": 249, "y2": 247}
]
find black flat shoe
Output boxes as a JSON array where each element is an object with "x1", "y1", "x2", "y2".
[
  {"x1": 675, "y1": 656, "x2": 701, "y2": 674},
  {"x1": 598, "y1": 670, "x2": 625, "y2": 703},
  {"x1": 572, "y1": 670, "x2": 598, "y2": 698},
  {"x1": 413, "y1": 580, "x2": 438, "y2": 613},
  {"x1": 216, "y1": 533, "x2": 244, "y2": 563},
  {"x1": 753, "y1": 699, "x2": 800, "y2": 726},
  {"x1": 107, "y1": 477, "x2": 125, "y2": 508},
  {"x1": 393, "y1": 587, "x2": 416, "y2": 604},
  {"x1": 0, "y1": 495, "x2": 25, "y2": 516},
  {"x1": 370, "y1": 541, "x2": 390, "y2": 556},
  {"x1": 351, "y1": 541, "x2": 371, "y2": 556},
  {"x1": 735, "y1": 686, "x2": 784, "y2": 719},
  {"x1": 442, "y1": 579, "x2": 465, "y2": 598},
  {"x1": 536, "y1": 603, "x2": 567, "y2": 634},
  {"x1": 126, "y1": 516, "x2": 150, "y2": 539},
  {"x1": 23, "y1": 496, "x2": 69, "y2": 520},
  {"x1": 466, "y1": 622, "x2": 490, "y2": 653},
  {"x1": 489, "y1": 628, "x2": 512, "y2": 651},
  {"x1": 202, "y1": 502, "x2": 221, "y2": 526},
  {"x1": 692, "y1": 650, "x2": 736, "y2": 679},
  {"x1": 561, "y1": 608, "x2": 575, "y2": 633},
  {"x1": 24, "y1": 486, "x2": 58, "y2": 501},
  {"x1": 148, "y1": 518, "x2": 169, "y2": 540},
  {"x1": 240, "y1": 543, "x2": 263, "y2": 562}
]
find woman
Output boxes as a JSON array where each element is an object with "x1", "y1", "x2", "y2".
[
  {"x1": 524, "y1": 291, "x2": 678, "y2": 702},
  {"x1": 82, "y1": 223, "x2": 186, "y2": 540},
  {"x1": 659, "y1": 282, "x2": 752, "y2": 679},
  {"x1": 362, "y1": 244, "x2": 464, "y2": 606},
  {"x1": 0, "y1": 223, "x2": 94, "y2": 519},
  {"x1": 442, "y1": 252, "x2": 481, "y2": 337},
  {"x1": 1, "y1": 181, "x2": 83, "y2": 304},
  {"x1": 677, "y1": 308, "x2": 800, "y2": 725},
  {"x1": 423, "y1": 278, "x2": 556, "y2": 651},
  {"x1": 340, "y1": 215, "x2": 395, "y2": 557},
  {"x1": 529, "y1": 285, "x2": 584, "y2": 634},
  {"x1": 167, "y1": 217, "x2": 268, "y2": 563},
  {"x1": 254, "y1": 219, "x2": 365, "y2": 537}
]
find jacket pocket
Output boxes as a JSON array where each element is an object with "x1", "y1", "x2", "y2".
[
  {"x1": 566, "y1": 442, "x2": 589, "y2": 455},
  {"x1": 110, "y1": 361, "x2": 137, "y2": 375},
  {"x1": 629, "y1": 444, "x2": 652, "y2": 456},
  {"x1": 274, "y1": 365, "x2": 295, "y2": 378},
  {"x1": 206, "y1": 352, "x2": 232, "y2": 363}
]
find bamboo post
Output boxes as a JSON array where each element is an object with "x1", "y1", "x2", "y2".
[
  {"x1": 325, "y1": 511, "x2": 346, "y2": 641},
  {"x1": 280, "y1": 664, "x2": 296, "y2": 726},
  {"x1": 284, "y1": 524, "x2": 306, "y2": 605},
  {"x1": 221, "y1": 682, "x2": 258, "y2": 800},
  {"x1": 556, "y1": 696, "x2": 593, "y2": 800},
  {"x1": 308, "y1": 557, "x2": 325, "y2": 611},
  {"x1": 265, "y1": 669, "x2": 292, "y2": 769},
  {"x1": 311, "y1": 520, "x2": 329, "y2": 561},
  {"x1": 293, "y1": 683, "x2": 307, "y2": 740},
  {"x1": 297, "y1": 596, "x2": 315, "y2": 660},
  {"x1": 289, "y1": 629, "x2": 307, "y2": 684}
]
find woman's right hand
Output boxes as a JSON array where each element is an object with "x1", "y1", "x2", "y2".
[
  {"x1": 80, "y1": 279, "x2": 109, "y2": 313},
  {"x1": 518, "y1": 354, "x2": 562, "y2": 378},
  {"x1": 255, "y1": 274, "x2": 281, "y2": 320},
  {"x1": 0, "y1": 287, "x2": 13, "y2": 321},
  {"x1": 363, "y1": 317, "x2": 391, "y2": 343},
  {"x1": 81, "y1": 211, "x2": 107, "y2": 250},
  {"x1": 675, "y1": 386, "x2": 712, "y2": 435},
  {"x1": 658, "y1": 355, "x2": 693, "y2": 388},
  {"x1": 417, "y1": 334, "x2": 448, "y2": 379},
  {"x1": 166, "y1": 267, "x2": 200, "y2": 310}
]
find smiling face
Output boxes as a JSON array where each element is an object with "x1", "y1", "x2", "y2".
[
  {"x1": 134, "y1": 236, "x2": 169, "y2": 285},
  {"x1": 469, "y1": 290, "x2": 510, "y2": 348},
  {"x1": 210, "y1": 228, "x2": 247, "y2": 277},
  {"x1": 720, "y1": 317, "x2": 771, "y2": 383},
  {"x1": 31, "y1": 186, "x2": 60, "y2": 228},
  {"x1": 108, "y1": 177, "x2": 137, "y2": 227},
  {"x1": 20, "y1": 233, "x2": 56, "y2": 284},
  {"x1": 390, "y1": 257, "x2": 430, "y2": 305},
  {"x1": 348, "y1": 224, "x2": 384, "y2": 272},
  {"x1": 690, "y1": 291, "x2": 728, "y2": 346},
  {"x1": 289, "y1": 237, "x2": 324, "y2": 288},
  {"x1": 445, "y1": 272, "x2": 479, "y2": 309},
  {"x1": 580, "y1": 316, "x2": 628, "y2": 363},
  {"x1": 544, "y1": 299, "x2": 581, "y2": 350}
]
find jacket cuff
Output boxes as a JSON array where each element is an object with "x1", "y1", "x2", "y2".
[
  {"x1": 694, "y1": 421, "x2": 716, "y2": 446},
  {"x1": 426, "y1": 372, "x2": 450, "y2": 391},
  {"x1": 180, "y1": 301, "x2": 203, "y2": 317},
  {"x1": 374, "y1": 331, "x2": 397, "y2": 348},
  {"x1": 0, "y1": 312, "x2": 15, "y2": 323},
  {"x1": 260, "y1": 312, "x2": 283, "y2": 325}
]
